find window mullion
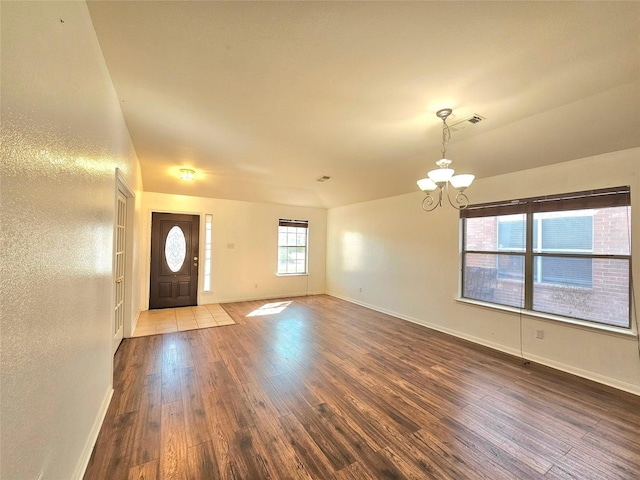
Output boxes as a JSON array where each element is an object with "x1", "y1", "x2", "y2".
[{"x1": 524, "y1": 212, "x2": 533, "y2": 310}]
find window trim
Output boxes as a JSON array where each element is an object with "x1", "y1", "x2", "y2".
[
  {"x1": 460, "y1": 186, "x2": 632, "y2": 329},
  {"x1": 277, "y1": 219, "x2": 309, "y2": 276},
  {"x1": 455, "y1": 297, "x2": 637, "y2": 339},
  {"x1": 203, "y1": 214, "x2": 212, "y2": 292}
]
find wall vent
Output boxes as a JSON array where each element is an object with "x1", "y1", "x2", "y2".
[{"x1": 449, "y1": 114, "x2": 485, "y2": 131}]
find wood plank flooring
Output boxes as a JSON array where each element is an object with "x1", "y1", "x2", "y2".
[{"x1": 84, "y1": 295, "x2": 640, "y2": 479}]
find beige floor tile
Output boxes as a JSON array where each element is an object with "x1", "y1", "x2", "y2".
[
  {"x1": 148, "y1": 314, "x2": 176, "y2": 321},
  {"x1": 133, "y1": 327, "x2": 156, "y2": 337},
  {"x1": 154, "y1": 320, "x2": 177, "y2": 330},
  {"x1": 196, "y1": 318, "x2": 217, "y2": 327},
  {"x1": 177, "y1": 319, "x2": 199, "y2": 331},
  {"x1": 133, "y1": 306, "x2": 239, "y2": 337},
  {"x1": 174, "y1": 306, "x2": 194, "y2": 312},
  {"x1": 156, "y1": 324, "x2": 178, "y2": 334},
  {"x1": 206, "y1": 304, "x2": 226, "y2": 312},
  {"x1": 216, "y1": 318, "x2": 236, "y2": 326}
]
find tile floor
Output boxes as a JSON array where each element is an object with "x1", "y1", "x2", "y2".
[{"x1": 133, "y1": 304, "x2": 236, "y2": 337}]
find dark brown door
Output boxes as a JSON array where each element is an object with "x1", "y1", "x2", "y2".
[{"x1": 149, "y1": 213, "x2": 199, "y2": 309}]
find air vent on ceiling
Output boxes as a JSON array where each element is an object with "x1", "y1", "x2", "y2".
[{"x1": 449, "y1": 114, "x2": 486, "y2": 131}]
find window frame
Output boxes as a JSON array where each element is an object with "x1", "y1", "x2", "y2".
[
  {"x1": 203, "y1": 214, "x2": 212, "y2": 292},
  {"x1": 460, "y1": 186, "x2": 632, "y2": 329},
  {"x1": 277, "y1": 219, "x2": 309, "y2": 275}
]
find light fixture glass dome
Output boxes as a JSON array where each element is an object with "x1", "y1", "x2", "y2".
[
  {"x1": 450, "y1": 174, "x2": 475, "y2": 190},
  {"x1": 427, "y1": 167, "x2": 454, "y2": 184},
  {"x1": 417, "y1": 178, "x2": 438, "y2": 192}
]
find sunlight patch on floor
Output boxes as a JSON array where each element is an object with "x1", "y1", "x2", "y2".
[{"x1": 246, "y1": 301, "x2": 292, "y2": 317}]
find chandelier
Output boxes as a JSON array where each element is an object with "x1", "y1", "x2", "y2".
[
  {"x1": 180, "y1": 168, "x2": 195, "y2": 181},
  {"x1": 417, "y1": 108, "x2": 474, "y2": 211}
]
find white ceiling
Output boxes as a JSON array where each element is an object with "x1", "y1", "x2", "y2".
[{"x1": 87, "y1": 1, "x2": 640, "y2": 208}]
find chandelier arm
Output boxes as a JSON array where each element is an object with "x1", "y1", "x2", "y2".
[
  {"x1": 421, "y1": 189, "x2": 444, "y2": 212},
  {"x1": 421, "y1": 194, "x2": 438, "y2": 212},
  {"x1": 445, "y1": 187, "x2": 470, "y2": 210}
]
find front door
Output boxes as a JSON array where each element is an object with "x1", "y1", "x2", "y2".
[{"x1": 149, "y1": 213, "x2": 200, "y2": 309}]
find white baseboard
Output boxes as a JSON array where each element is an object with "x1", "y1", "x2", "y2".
[
  {"x1": 128, "y1": 309, "x2": 141, "y2": 338},
  {"x1": 327, "y1": 292, "x2": 639, "y2": 396},
  {"x1": 72, "y1": 386, "x2": 114, "y2": 480},
  {"x1": 523, "y1": 353, "x2": 640, "y2": 396}
]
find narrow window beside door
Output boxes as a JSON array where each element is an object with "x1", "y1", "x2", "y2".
[{"x1": 203, "y1": 214, "x2": 212, "y2": 292}]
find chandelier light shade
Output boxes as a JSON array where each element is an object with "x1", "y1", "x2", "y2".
[
  {"x1": 417, "y1": 108, "x2": 474, "y2": 211},
  {"x1": 180, "y1": 168, "x2": 195, "y2": 181}
]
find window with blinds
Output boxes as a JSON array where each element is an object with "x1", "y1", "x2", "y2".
[
  {"x1": 461, "y1": 186, "x2": 631, "y2": 328},
  {"x1": 277, "y1": 219, "x2": 308, "y2": 275}
]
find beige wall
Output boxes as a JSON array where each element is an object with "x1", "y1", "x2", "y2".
[
  {"x1": 141, "y1": 192, "x2": 326, "y2": 312},
  {"x1": 1, "y1": 2, "x2": 143, "y2": 479},
  {"x1": 327, "y1": 148, "x2": 640, "y2": 394}
]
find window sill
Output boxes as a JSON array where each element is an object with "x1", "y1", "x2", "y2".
[
  {"x1": 455, "y1": 297, "x2": 637, "y2": 338},
  {"x1": 275, "y1": 273, "x2": 309, "y2": 277}
]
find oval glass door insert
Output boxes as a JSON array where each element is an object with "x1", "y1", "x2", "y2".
[{"x1": 165, "y1": 225, "x2": 187, "y2": 272}]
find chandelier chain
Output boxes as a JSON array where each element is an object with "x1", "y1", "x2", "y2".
[{"x1": 441, "y1": 116, "x2": 451, "y2": 159}]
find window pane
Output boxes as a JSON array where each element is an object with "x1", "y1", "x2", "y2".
[
  {"x1": 498, "y1": 217, "x2": 526, "y2": 251},
  {"x1": 165, "y1": 226, "x2": 186, "y2": 272},
  {"x1": 594, "y1": 206, "x2": 631, "y2": 255},
  {"x1": 465, "y1": 215, "x2": 525, "y2": 252},
  {"x1": 533, "y1": 258, "x2": 629, "y2": 327},
  {"x1": 533, "y1": 212, "x2": 593, "y2": 253},
  {"x1": 534, "y1": 256, "x2": 592, "y2": 287},
  {"x1": 464, "y1": 253, "x2": 524, "y2": 308}
]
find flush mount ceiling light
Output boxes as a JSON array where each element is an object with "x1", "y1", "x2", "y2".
[
  {"x1": 417, "y1": 108, "x2": 475, "y2": 211},
  {"x1": 179, "y1": 168, "x2": 195, "y2": 181}
]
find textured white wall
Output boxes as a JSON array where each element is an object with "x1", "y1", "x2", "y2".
[
  {"x1": 1, "y1": 2, "x2": 143, "y2": 479},
  {"x1": 141, "y1": 192, "x2": 327, "y2": 308},
  {"x1": 327, "y1": 148, "x2": 640, "y2": 394}
]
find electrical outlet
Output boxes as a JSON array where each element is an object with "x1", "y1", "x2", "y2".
[
  {"x1": 536, "y1": 329, "x2": 544, "y2": 339},
  {"x1": 358, "y1": 286, "x2": 363, "y2": 293}
]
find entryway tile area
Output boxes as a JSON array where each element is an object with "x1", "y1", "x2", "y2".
[{"x1": 133, "y1": 304, "x2": 236, "y2": 337}]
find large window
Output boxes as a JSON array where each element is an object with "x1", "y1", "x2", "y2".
[
  {"x1": 461, "y1": 187, "x2": 631, "y2": 328},
  {"x1": 277, "y1": 219, "x2": 308, "y2": 275}
]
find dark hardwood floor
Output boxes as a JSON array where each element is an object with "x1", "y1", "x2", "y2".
[{"x1": 84, "y1": 295, "x2": 640, "y2": 479}]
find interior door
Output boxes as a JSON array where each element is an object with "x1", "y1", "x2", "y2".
[
  {"x1": 113, "y1": 190, "x2": 126, "y2": 353},
  {"x1": 149, "y1": 212, "x2": 200, "y2": 309}
]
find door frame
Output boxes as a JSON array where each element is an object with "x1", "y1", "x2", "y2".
[
  {"x1": 113, "y1": 169, "x2": 136, "y2": 340},
  {"x1": 144, "y1": 208, "x2": 203, "y2": 310}
]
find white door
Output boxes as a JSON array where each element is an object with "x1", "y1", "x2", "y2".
[{"x1": 113, "y1": 190, "x2": 126, "y2": 353}]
